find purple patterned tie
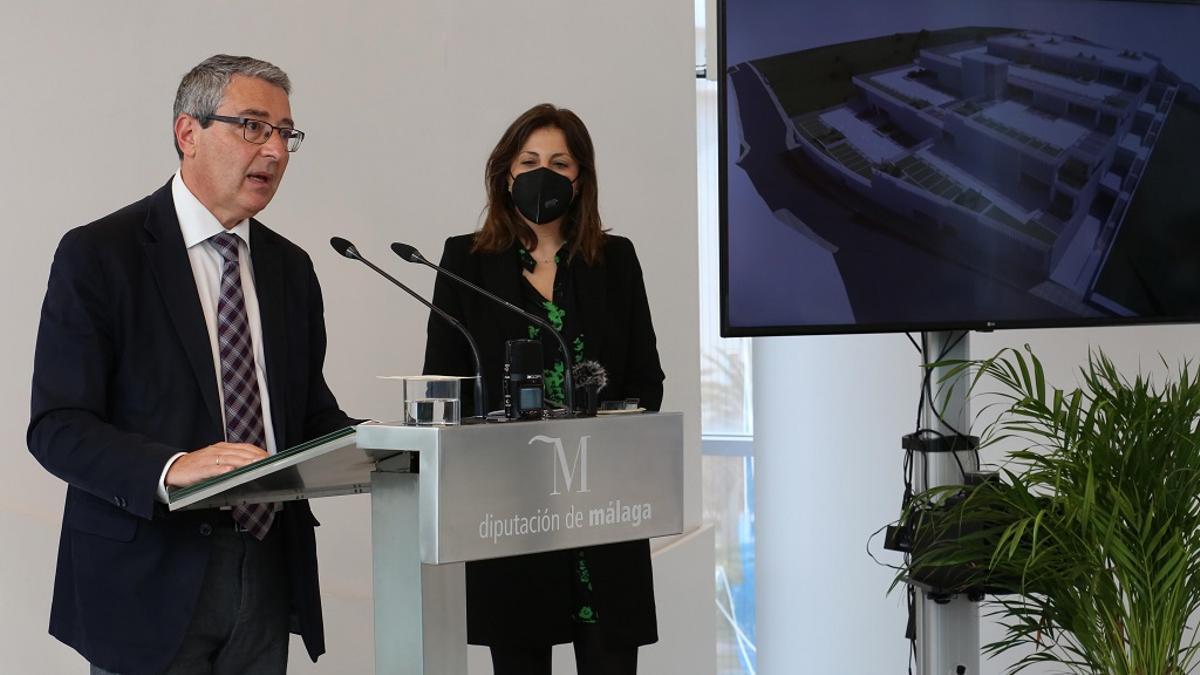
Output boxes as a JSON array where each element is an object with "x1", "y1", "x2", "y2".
[{"x1": 211, "y1": 232, "x2": 274, "y2": 540}]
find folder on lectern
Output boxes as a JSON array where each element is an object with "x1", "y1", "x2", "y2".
[{"x1": 167, "y1": 426, "x2": 386, "y2": 511}]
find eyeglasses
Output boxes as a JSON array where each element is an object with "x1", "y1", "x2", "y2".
[{"x1": 203, "y1": 114, "x2": 305, "y2": 152}]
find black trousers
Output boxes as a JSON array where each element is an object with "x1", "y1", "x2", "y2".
[
  {"x1": 489, "y1": 623, "x2": 639, "y2": 675},
  {"x1": 90, "y1": 518, "x2": 289, "y2": 675}
]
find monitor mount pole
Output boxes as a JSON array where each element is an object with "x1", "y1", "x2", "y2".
[{"x1": 912, "y1": 330, "x2": 980, "y2": 675}]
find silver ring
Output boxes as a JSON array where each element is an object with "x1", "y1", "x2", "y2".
[{"x1": 216, "y1": 455, "x2": 222, "y2": 466}]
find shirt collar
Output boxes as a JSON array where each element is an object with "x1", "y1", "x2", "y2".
[{"x1": 171, "y1": 170, "x2": 251, "y2": 250}]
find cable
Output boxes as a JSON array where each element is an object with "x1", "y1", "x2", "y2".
[
  {"x1": 933, "y1": 330, "x2": 983, "y2": 470},
  {"x1": 910, "y1": 428, "x2": 970, "y2": 482},
  {"x1": 916, "y1": 331, "x2": 982, "y2": 475},
  {"x1": 905, "y1": 331, "x2": 921, "y2": 354},
  {"x1": 865, "y1": 522, "x2": 904, "y2": 572},
  {"x1": 921, "y1": 331, "x2": 931, "y2": 423},
  {"x1": 924, "y1": 331, "x2": 968, "y2": 438},
  {"x1": 908, "y1": 586, "x2": 917, "y2": 675}
]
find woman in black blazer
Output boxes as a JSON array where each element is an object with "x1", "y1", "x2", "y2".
[{"x1": 422, "y1": 103, "x2": 665, "y2": 675}]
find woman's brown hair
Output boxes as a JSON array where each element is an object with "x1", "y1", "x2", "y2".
[{"x1": 473, "y1": 103, "x2": 606, "y2": 265}]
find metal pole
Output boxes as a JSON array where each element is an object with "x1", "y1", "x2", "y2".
[
  {"x1": 371, "y1": 468, "x2": 468, "y2": 674},
  {"x1": 914, "y1": 330, "x2": 979, "y2": 675}
]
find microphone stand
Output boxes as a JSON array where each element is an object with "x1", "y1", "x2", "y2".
[
  {"x1": 330, "y1": 238, "x2": 487, "y2": 419},
  {"x1": 391, "y1": 242, "x2": 575, "y2": 416}
]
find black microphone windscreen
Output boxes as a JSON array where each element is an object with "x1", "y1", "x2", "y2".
[
  {"x1": 330, "y1": 237, "x2": 359, "y2": 259},
  {"x1": 391, "y1": 242, "x2": 422, "y2": 262},
  {"x1": 506, "y1": 339, "x2": 544, "y2": 374}
]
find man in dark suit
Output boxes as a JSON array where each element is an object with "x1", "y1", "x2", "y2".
[{"x1": 27, "y1": 54, "x2": 353, "y2": 675}]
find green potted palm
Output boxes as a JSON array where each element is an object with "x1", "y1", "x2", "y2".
[{"x1": 903, "y1": 346, "x2": 1200, "y2": 675}]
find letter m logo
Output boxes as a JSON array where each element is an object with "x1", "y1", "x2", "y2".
[{"x1": 531, "y1": 434, "x2": 591, "y2": 495}]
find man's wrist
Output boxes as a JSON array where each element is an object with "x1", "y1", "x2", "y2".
[{"x1": 155, "y1": 452, "x2": 188, "y2": 503}]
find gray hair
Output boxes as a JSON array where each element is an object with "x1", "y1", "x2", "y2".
[{"x1": 172, "y1": 54, "x2": 291, "y2": 159}]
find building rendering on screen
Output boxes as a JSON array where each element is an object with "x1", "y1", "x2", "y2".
[{"x1": 749, "y1": 30, "x2": 1183, "y2": 315}]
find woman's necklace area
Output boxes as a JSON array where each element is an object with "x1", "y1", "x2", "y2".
[{"x1": 533, "y1": 242, "x2": 564, "y2": 265}]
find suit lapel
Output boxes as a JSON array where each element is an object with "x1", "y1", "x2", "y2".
[
  {"x1": 141, "y1": 181, "x2": 222, "y2": 430},
  {"x1": 480, "y1": 246, "x2": 528, "y2": 340},
  {"x1": 249, "y1": 221, "x2": 289, "y2": 449}
]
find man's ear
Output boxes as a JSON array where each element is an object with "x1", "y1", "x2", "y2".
[{"x1": 174, "y1": 114, "x2": 199, "y2": 158}]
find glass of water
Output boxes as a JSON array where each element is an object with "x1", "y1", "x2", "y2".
[{"x1": 402, "y1": 376, "x2": 463, "y2": 426}]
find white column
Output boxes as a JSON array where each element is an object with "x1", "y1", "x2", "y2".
[{"x1": 753, "y1": 334, "x2": 917, "y2": 674}]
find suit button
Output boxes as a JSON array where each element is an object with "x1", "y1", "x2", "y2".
[
  {"x1": 199, "y1": 523, "x2": 213, "y2": 537},
  {"x1": 113, "y1": 496, "x2": 127, "y2": 509}
]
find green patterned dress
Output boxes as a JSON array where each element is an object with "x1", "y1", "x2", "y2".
[{"x1": 517, "y1": 245, "x2": 597, "y2": 625}]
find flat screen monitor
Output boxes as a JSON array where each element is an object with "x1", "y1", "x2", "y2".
[{"x1": 720, "y1": 0, "x2": 1200, "y2": 336}]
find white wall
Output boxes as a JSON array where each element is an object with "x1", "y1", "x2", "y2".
[
  {"x1": 753, "y1": 334, "x2": 918, "y2": 674},
  {"x1": 0, "y1": 2, "x2": 705, "y2": 673},
  {"x1": 754, "y1": 324, "x2": 1200, "y2": 675}
]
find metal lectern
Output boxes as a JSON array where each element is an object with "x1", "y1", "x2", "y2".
[{"x1": 168, "y1": 412, "x2": 685, "y2": 675}]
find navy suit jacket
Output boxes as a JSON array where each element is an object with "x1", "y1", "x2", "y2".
[{"x1": 27, "y1": 179, "x2": 352, "y2": 675}]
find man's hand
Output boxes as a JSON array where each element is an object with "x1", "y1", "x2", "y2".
[{"x1": 165, "y1": 442, "x2": 268, "y2": 488}]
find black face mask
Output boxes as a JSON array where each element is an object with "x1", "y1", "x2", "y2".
[{"x1": 510, "y1": 167, "x2": 575, "y2": 225}]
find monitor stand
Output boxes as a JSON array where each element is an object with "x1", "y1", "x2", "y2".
[{"x1": 911, "y1": 330, "x2": 980, "y2": 675}]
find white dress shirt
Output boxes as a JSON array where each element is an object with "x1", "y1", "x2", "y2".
[{"x1": 156, "y1": 171, "x2": 279, "y2": 502}]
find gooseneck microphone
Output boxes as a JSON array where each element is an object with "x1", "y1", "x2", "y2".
[
  {"x1": 329, "y1": 237, "x2": 487, "y2": 418},
  {"x1": 391, "y1": 242, "x2": 575, "y2": 414}
]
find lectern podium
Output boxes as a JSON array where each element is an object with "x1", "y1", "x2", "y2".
[{"x1": 168, "y1": 412, "x2": 685, "y2": 675}]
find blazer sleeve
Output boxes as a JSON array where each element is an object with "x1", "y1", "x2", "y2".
[
  {"x1": 422, "y1": 237, "x2": 477, "y2": 381},
  {"x1": 615, "y1": 239, "x2": 665, "y2": 412},
  {"x1": 27, "y1": 229, "x2": 182, "y2": 521},
  {"x1": 300, "y1": 255, "x2": 357, "y2": 440}
]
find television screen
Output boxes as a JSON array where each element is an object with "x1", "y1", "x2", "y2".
[{"x1": 720, "y1": 0, "x2": 1200, "y2": 336}]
